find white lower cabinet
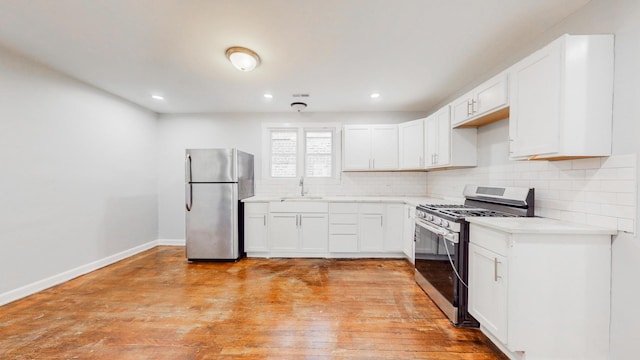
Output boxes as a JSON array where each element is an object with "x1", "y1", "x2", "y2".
[
  {"x1": 359, "y1": 204, "x2": 385, "y2": 252},
  {"x1": 468, "y1": 220, "x2": 612, "y2": 360},
  {"x1": 268, "y1": 201, "x2": 329, "y2": 256},
  {"x1": 468, "y1": 243, "x2": 508, "y2": 343},
  {"x1": 329, "y1": 203, "x2": 359, "y2": 252},
  {"x1": 250, "y1": 200, "x2": 408, "y2": 258},
  {"x1": 402, "y1": 205, "x2": 415, "y2": 262},
  {"x1": 244, "y1": 203, "x2": 269, "y2": 252},
  {"x1": 384, "y1": 204, "x2": 404, "y2": 252}
]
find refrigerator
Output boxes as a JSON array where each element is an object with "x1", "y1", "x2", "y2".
[{"x1": 185, "y1": 148, "x2": 254, "y2": 261}]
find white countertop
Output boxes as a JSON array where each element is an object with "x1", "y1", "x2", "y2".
[
  {"x1": 466, "y1": 216, "x2": 617, "y2": 235},
  {"x1": 243, "y1": 195, "x2": 450, "y2": 207}
]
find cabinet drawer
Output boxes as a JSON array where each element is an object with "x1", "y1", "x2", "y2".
[
  {"x1": 469, "y1": 224, "x2": 509, "y2": 256},
  {"x1": 329, "y1": 235, "x2": 359, "y2": 252},
  {"x1": 330, "y1": 213, "x2": 357, "y2": 224},
  {"x1": 329, "y1": 203, "x2": 358, "y2": 213},
  {"x1": 329, "y1": 224, "x2": 358, "y2": 235},
  {"x1": 245, "y1": 202, "x2": 268, "y2": 213},
  {"x1": 359, "y1": 203, "x2": 385, "y2": 214}
]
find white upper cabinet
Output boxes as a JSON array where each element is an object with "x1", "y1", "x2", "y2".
[
  {"x1": 398, "y1": 118, "x2": 425, "y2": 169},
  {"x1": 343, "y1": 125, "x2": 398, "y2": 170},
  {"x1": 508, "y1": 34, "x2": 614, "y2": 160},
  {"x1": 424, "y1": 106, "x2": 477, "y2": 169},
  {"x1": 451, "y1": 72, "x2": 510, "y2": 128}
]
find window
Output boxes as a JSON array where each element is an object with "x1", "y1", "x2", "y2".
[
  {"x1": 263, "y1": 123, "x2": 341, "y2": 182},
  {"x1": 305, "y1": 130, "x2": 332, "y2": 177},
  {"x1": 270, "y1": 130, "x2": 297, "y2": 178}
]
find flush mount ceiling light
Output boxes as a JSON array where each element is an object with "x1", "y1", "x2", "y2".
[
  {"x1": 151, "y1": 94, "x2": 164, "y2": 100},
  {"x1": 291, "y1": 102, "x2": 307, "y2": 112},
  {"x1": 225, "y1": 46, "x2": 260, "y2": 71},
  {"x1": 370, "y1": 93, "x2": 381, "y2": 99}
]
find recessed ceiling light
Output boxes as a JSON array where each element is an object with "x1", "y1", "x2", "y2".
[
  {"x1": 151, "y1": 95, "x2": 164, "y2": 100},
  {"x1": 264, "y1": 93, "x2": 273, "y2": 99},
  {"x1": 225, "y1": 47, "x2": 261, "y2": 72},
  {"x1": 370, "y1": 93, "x2": 381, "y2": 99}
]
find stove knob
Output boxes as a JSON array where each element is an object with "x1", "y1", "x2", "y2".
[
  {"x1": 427, "y1": 215, "x2": 434, "y2": 221},
  {"x1": 441, "y1": 220, "x2": 449, "y2": 228}
]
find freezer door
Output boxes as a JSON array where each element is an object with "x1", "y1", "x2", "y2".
[
  {"x1": 185, "y1": 149, "x2": 236, "y2": 183},
  {"x1": 185, "y1": 183, "x2": 238, "y2": 260}
]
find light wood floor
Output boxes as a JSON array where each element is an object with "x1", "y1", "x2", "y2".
[{"x1": 0, "y1": 246, "x2": 506, "y2": 359}]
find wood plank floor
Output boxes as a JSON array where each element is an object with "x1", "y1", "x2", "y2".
[{"x1": 0, "y1": 246, "x2": 506, "y2": 359}]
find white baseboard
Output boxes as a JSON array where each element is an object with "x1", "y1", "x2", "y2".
[
  {"x1": 0, "y1": 239, "x2": 163, "y2": 306},
  {"x1": 157, "y1": 238, "x2": 186, "y2": 246}
]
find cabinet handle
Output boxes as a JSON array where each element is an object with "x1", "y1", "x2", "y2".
[
  {"x1": 372, "y1": 159, "x2": 375, "y2": 168},
  {"x1": 494, "y1": 258, "x2": 502, "y2": 282},
  {"x1": 263, "y1": 214, "x2": 266, "y2": 226},
  {"x1": 380, "y1": 215, "x2": 383, "y2": 227},
  {"x1": 299, "y1": 214, "x2": 302, "y2": 227},
  {"x1": 467, "y1": 99, "x2": 473, "y2": 116},
  {"x1": 472, "y1": 99, "x2": 478, "y2": 114}
]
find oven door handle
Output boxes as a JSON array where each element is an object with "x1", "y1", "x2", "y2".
[{"x1": 416, "y1": 218, "x2": 459, "y2": 243}]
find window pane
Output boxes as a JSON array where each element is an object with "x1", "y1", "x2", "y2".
[
  {"x1": 305, "y1": 131, "x2": 332, "y2": 177},
  {"x1": 271, "y1": 131, "x2": 297, "y2": 177},
  {"x1": 305, "y1": 154, "x2": 332, "y2": 177}
]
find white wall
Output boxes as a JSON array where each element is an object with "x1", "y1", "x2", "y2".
[
  {"x1": 156, "y1": 111, "x2": 427, "y2": 240},
  {"x1": 0, "y1": 46, "x2": 158, "y2": 297},
  {"x1": 426, "y1": 1, "x2": 640, "y2": 357}
]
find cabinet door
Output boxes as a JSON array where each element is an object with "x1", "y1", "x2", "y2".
[
  {"x1": 509, "y1": 41, "x2": 561, "y2": 158},
  {"x1": 475, "y1": 73, "x2": 509, "y2": 116},
  {"x1": 451, "y1": 92, "x2": 472, "y2": 126},
  {"x1": 371, "y1": 125, "x2": 398, "y2": 169},
  {"x1": 245, "y1": 212, "x2": 268, "y2": 252},
  {"x1": 403, "y1": 206, "x2": 415, "y2": 261},
  {"x1": 343, "y1": 126, "x2": 372, "y2": 170},
  {"x1": 398, "y1": 119, "x2": 424, "y2": 169},
  {"x1": 468, "y1": 243, "x2": 508, "y2": 343},
  {"x1": 435, "y1": 107, "x2": 451, "y2": 166},
  {"x1": 269, "y1": 213, "x2": 299, "y2": 251},
  {"x1": 359, "y1": 214, "x2": 384, "y2": 251},
  {"x1": 384, "y1": 204, "x2": 404, "y2": 252},
  {"x1": 300, "y1": 214, "x2": 328, "y2": 252},
  {"x1": 424, "y1": 115, "x2": 438, "y2": 167}
]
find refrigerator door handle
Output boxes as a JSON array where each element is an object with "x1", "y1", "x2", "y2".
[
  {"x1": 185, "y1": 153, "x2": 193, "y2": 183},
  {"x1": 185, "y1": 183, "x2": 193, "y2": 211}
]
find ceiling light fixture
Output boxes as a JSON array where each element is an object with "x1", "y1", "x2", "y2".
[
  {"x1": 151, "y1": 94, "x2": 164, "y2": 100},
  {"x1": 263, "y1": 93, "x2": 273, "y2": 99},
  {"x1": 370, "y1": 93, "x2": 381, "y2": 99},
  {"x1": 291, "y1": 102, "x2": 307, "y2": 112},
  {"x1": 225, "y1": 46, "x2": 260, "y2": 71}
]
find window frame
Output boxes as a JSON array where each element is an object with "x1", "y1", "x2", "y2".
[{"x1": 262, "y1": 122, "x2": 342, "y2": 185}]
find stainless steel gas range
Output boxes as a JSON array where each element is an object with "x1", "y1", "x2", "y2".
[{"x1": 414, "y1": 185, "x2": 535, "y2": 327}]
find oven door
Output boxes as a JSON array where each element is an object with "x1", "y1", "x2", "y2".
[{"x1": 414, "y1": 218, "x2": 460, "y2": 321}]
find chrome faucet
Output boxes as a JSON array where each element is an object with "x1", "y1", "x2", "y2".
[{"x1": 299, "y1": 176, "x2": 305, "y2": 196}]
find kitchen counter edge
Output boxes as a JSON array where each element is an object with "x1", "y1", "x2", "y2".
[{"x1": 466, "y1": 216, "x2": 617, "y2": 235}]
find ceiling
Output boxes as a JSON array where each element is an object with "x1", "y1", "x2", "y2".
[{"x1": 0, "y1": 0, "x2": 590, "y2": 114}]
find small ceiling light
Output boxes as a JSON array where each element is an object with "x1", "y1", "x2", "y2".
[
  {"x1": 291, "y1": 102, "x2": 307, "y2": 112},
  {"x1": 370, "y1": 93, "x2": 381, "y2": 99},
  {"x1": 225, "y1": 46, "x2": 260, "y2": 71},
  {"x1": 263, "y1": 93, "x2": 273, "y2": 99},
  {"x1": 151, "y1": 94, "x2": 164, "y2": 100}
]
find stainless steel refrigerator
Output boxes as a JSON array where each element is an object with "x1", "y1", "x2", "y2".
[{"x1": 185, "y1": 148, "x2": 254, "y2": 261}]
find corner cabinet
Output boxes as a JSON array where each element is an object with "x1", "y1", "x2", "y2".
[
  {"x1": 467, "y1": 219, "x2": 613, "y2": 359},
  {"x1": 343, "y1": 125, "x2": 398, "y2": 171},
  {"x1": 398, "y1": 119, "x2": 425, "y2": 169},
  {"x1": 451, "y1": 72, "x2": 510, "y2": 128},
  {"x1": 424, "y1": 105, "x2": 477, "y2": 169},
  {"x1": 508, "y1": 34, "x2": 614, "y2": 160}
]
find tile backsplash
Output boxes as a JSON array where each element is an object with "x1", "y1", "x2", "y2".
[
  {"x1": 426, "y1": 153, "x2": 637, "y2": 234},
  {"x1": 256, "y1": 171, "x2": 428, "y2": 197}
]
